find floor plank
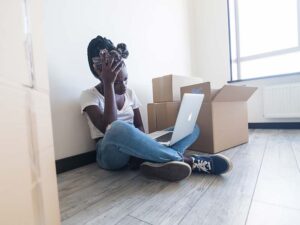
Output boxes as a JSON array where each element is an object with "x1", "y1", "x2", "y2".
[
  {"x1": 57, "y1": 163, "x2": 98, "y2": 185},
  {"x1": 115, "y1": 215, "x2": 151, "y2": 225},
  {"x1": 57, "y1": 129, "x2": 300, "y2": 225},
  {"x1": 58, "y1": 164, "x2": 115, "y2": 200},
  {"x1": 178, "y1": 129, "x2": 272, "y2": 225},
  {"x1": 60, "y1": 169, "x2": 139, "y2": 221},
  {"x1": 246, "y1": 201, "x2": 300, "y2": 225},
  {"x1": 129, "y1": 140, "x2": 242, "y2": 225},
  {"x1": 288, "y1": 130, "x2": 300, "y2": 172},
  {"x1": 130, "y1": 173, "x2": 215, "y2": 225},
  {"x1": 63, "y1": 175, "x2": 169, "y2": 225},
  {"x1": 252, "y1": 130, "x2": 300, "y2": 210}
]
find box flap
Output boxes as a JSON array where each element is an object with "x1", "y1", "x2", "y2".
[
  {"x1": 180, "y1": 82, "x2": 212, "y2": 102},
  {"x1": 213, "y1": 85, "x2": 257, "y2": 102},
  {"x1": 211, "y1": 89, "x2": 221, "y2": 100}
]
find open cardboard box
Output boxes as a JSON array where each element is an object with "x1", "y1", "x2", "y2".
[
  {"x1": 152, "y1": 74, "x2": 203, "y2": 103},
  {"x1": 181, "y1": 82, "x2": 257, "y2": 154}
]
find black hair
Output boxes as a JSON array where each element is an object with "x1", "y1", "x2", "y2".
[{"x1": 87, "y1": 36, "x2": 129, "y2": 78}]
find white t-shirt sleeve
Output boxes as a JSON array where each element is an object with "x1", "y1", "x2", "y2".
[
  {"x1": 131, "y1": 89, "x2": 142, "y2": 109},
  {"x1": 80, "y1": 90, "x2": 100, "y2": 114}
]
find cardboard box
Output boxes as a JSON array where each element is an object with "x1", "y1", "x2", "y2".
[
  {"x1": 181, "y1": 82, "x2": 257, "y2": 154},
  {"x1": 147, "y1": 102, "x2": 180, "y2": 133},
  {"x1": 152, "y1": 74, "x2": 203, "y2": 103}
]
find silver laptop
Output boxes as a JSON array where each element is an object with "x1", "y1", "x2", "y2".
[{"x1": 148, "y1": 93, "x2": 204, "y2": 146}]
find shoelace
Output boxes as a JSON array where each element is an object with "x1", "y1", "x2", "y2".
[{"x1": 192, "y1": 159, "x2": 212, "y2": 173}]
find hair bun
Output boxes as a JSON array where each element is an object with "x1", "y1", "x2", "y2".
[{"x1": 116, "y1": 43, "x2": 129, "y2": 59}]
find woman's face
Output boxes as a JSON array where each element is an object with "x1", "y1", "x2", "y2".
[{"x1": 113, "y1": 66, "x2": 128, "y2": 95}]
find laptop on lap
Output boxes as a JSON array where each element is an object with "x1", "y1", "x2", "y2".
[{"x1": 148, "y1": 93, "x2": 204, "y2": 146}]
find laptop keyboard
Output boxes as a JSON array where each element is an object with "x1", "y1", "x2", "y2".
[{"x1": 155, "y1": 132, "x2": 173, "y2": 142}]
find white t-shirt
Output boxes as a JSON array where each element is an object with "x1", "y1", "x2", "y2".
[{"x1": 80, "y1": 87, "x2": 142, "y2": 139}]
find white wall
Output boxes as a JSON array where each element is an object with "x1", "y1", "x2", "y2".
[
  {"x1": 190, "y1": 0, "x2": 231, "y2": 88},
  {"x1": 192, "y1": 0, "x2": 300, "y2": 123},
  {"x1": 43, "y1": 0, "x2": 196, "y2": 160}
]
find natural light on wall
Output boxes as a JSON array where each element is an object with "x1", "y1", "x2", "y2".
[{"x1": 228, "y1": 0, "x2": 300, "y2": 80}]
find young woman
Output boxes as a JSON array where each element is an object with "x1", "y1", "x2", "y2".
[{"x1": 80, "y1": 36, "x2": 232, "y2": 181}]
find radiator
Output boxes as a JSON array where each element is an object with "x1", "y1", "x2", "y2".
[{"x1": 263, "y1": 83, "x2": 300, "y2": 118}]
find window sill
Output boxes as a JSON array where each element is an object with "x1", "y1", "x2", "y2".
[{"x1": 228, "y1": 72, "x2": 300, "y2": 83}]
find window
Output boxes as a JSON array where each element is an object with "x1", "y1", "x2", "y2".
[{"x1": 228, "y1": 0, "x2": 300, "y2": 81}]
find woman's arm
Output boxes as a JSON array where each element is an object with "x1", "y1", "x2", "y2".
[
  {"x1": 83, "y1": 84, "x2": 118, "y2": 134},
  {"x1": 84, "y1": 105, "x2": 106, "y2": 133},
  {"x1": 102, "y1": 83, "x2": 117, "y2": 127},
  {"x1": 133, "y1": 108, "x2": 145, "y2": 132},
  {"x1": 84, "y1": 51, "x2": 123, "y2": 133},
  {"x1": 99, "y1": 51, "x2": 122, "y2": 128}
]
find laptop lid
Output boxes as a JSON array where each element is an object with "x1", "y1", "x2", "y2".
[{"x1": 169, "y1": 93, "x2": 204, "y2": 145}]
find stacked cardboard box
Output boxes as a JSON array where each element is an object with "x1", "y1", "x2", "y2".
[
  {"x1": 181, "y1": 82, "x2": 257, "y2": 153},
  {"x1": 148, "y1": 102, "x2": 180, "y2": 133},
  {"x1": 148, "y1": 74, "x2": 203, "y2": 133}
]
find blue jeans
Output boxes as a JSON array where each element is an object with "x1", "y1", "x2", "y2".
[{"x1": 96, "y1": 120, "x2": 200, "y2": 170}]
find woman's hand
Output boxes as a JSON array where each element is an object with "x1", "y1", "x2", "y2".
[{"x1": 94, "y1": 49, "x2": 123, "y2": 85}]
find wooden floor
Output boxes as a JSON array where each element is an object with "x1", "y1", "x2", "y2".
[{"x1": 58, "y1": 129, "x2": 300, "y2": 225}]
